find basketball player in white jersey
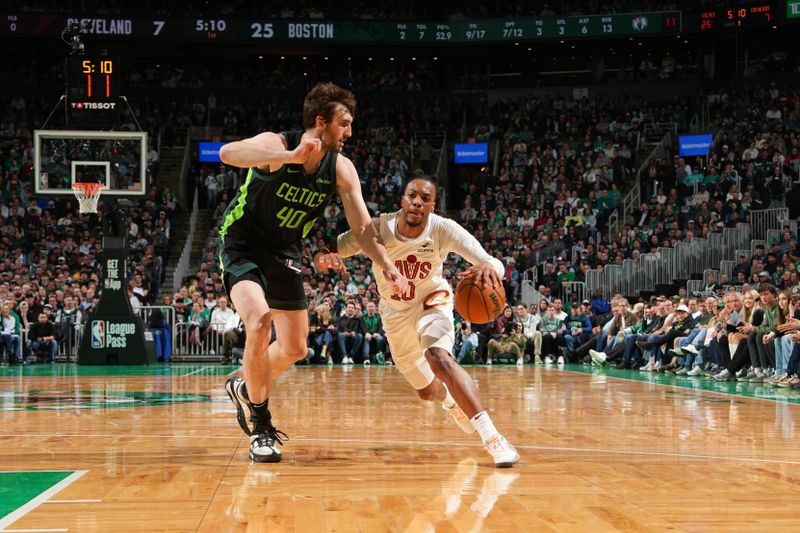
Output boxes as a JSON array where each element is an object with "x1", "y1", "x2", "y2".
[{"x1": 316, "y1": 176, "x2": 519, "y2": 467}]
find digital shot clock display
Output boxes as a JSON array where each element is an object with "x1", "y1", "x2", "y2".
[{"x1": 67, "y1": 56, "x2": 120, "y2": 127}]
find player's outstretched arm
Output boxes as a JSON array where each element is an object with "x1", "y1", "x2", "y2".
[
  {"x1": 336, "y1": 157, "x2": 407, "y2": 294},
  {"x1": 219, "y1": 132, "x2": 321, "y2": 170},
  {"x1": 313, "y1": 219, "x2": 381, "y2": 272},
  {"x1": 439, "y1": 218, "x2": 504, "y2": 288}
]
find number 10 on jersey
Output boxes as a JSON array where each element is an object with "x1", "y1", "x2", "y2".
[{"x1": 391, "y1": 281, "x2": 416, "y2": 301}]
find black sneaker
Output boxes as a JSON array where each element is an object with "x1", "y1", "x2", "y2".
[
  {"x1": 225, "y1": 377, "x2": 253, "y2": 436},
  {"x1": 249, "y1": 426, "x2": 288, "y2": 463}
]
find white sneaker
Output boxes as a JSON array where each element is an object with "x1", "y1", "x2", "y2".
[
  {"x1": 249, "y1": 428, "x2": 287, "y2": 463},
  {"x1": 639, "y1": 362, "x2": 652, "y2": 371},
  {"x1": 363, "y1": 359, "x2": 371, "y2": 366},
  {"x1": 556, "y1": 356, "x2": 565, "y2": 365},
  {"x1": 544, "y1": 356, "x2": 554, "y2": 364},
  {"x1": 653, "y1": 361, "x2": 664, "y2": 372},
  {"x1": 713, "y1": 369, "x2": 733, "y2": 381},
  {"x1": 687, "y1": 366, "x2": 703, "y2": 376},
  {"x1": 486, "y1": 359, "x2": 492, "y2": 366},
  {"x1": 683, "y1": 344, "x2": 699, "y2": 355},
  {"x1": 516, "y1": 358, "x2": 524, "y2": 366},
  {"x1": 446, "y1": 404, "x2": 476, "y2": 434},
  {"x1": 589, "y1": 349, "x2": 607, "y2": 365},
  {"x1": 484, "y1": 435, "x2": 520, "y2": 468}
]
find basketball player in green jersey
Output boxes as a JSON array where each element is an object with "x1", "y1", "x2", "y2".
[{"x1": 220, "y1": 83, "x2": 407, "y2": 463}]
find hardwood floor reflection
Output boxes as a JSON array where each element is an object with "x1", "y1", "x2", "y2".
[{"x1": 1, "y1": 364, "x2": 800, "y2": 532}]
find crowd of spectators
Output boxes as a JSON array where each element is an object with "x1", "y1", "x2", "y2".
[
  {"x1": 0, "y1": 90, "x2": 178, "y2": 364},
  {"x1": 447, "y1": 282, "x2": 800, "y2": 395},
  {"x1": 156, "y1": 78, "x2": 800, "y2": 368},
  {"x1": 2, "y1": 46, "x2": 798, "y2": 368}
]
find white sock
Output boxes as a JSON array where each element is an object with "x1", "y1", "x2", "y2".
[
  {"x1": 471, "y1": 411, "x2": 499, "y2": 445},
  {"x1": 441, "y1": 383, "x2": 456, "y2": 409}
]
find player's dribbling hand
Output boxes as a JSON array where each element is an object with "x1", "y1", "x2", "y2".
[
  {"x1": 461, "y1": 261, "x2": 502, "y2": 290},
  {"x1": 289, "y1": 138, "x2": 322, "y2": 164},
  {"x1": 384, "y1": 264, "x2": 408, "y2": 296},
  {"x1": 314, "y1": 251, "x2": 346, "y2": 273}
]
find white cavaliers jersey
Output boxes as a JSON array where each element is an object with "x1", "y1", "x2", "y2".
[{"x1": 337, "y1": 210, "x2": 503, "y2": 312}]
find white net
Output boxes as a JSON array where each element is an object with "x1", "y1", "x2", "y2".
[{"x1": 72, "y1": 183, "x2": 103, "y2": 214}]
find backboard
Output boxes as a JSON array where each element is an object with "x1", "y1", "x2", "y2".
[{"x1": 34, "y1": 129, "x2": 147, "y2": 197}]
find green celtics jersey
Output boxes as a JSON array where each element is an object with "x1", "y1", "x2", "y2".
[{"x1": 219, "y1": 131, "x2": 338, "y2": 259}]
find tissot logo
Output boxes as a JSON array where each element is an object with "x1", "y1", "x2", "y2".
[{"x1": 71, "y1": 102, "x2": 117, "y2": 110}]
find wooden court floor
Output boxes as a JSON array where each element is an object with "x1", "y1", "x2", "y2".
[{"x1": 2, "y1": 363, "x2": 800, "y2": 532}]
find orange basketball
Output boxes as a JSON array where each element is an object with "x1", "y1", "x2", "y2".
[{"x1": 454, "y1": 275, "x2": 506, "y2": 324}]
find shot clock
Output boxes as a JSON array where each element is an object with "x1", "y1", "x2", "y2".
[{"x1": 67, "y1": 55, "x2": 120, "y2": 127}]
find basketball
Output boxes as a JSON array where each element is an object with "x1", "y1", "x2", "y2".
[{"x1": 454, "y1": 274, "x2": 506, "y2": 324}]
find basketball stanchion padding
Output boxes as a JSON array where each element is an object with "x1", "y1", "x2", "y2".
[{"x1": 72, "y1": 182, "x2": 103, "y2": 214}]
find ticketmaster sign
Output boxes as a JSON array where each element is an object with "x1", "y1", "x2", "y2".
[
  {"x1": 454, "y1": 143, "x2": 489, "y2": 164},
  {"x1": 789, "y1": 0, "x2": 800, "y2": 19},
  {"x1": 679, "y1": 134, "x2": 713, "y2": 157}
]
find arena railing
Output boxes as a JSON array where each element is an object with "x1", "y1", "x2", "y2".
[
  {"x1": 721, "y1": 227, "x2": 739, "y2": 263},
  {"x1": 171, "y1": 188, "x2": 199, "y2": 293},
  {"x1": 675, "y1": 241, "x2": 690, "y2": 280},
  {"x1": 750, "y1": 208, "x2": 790, "y2": 241},
  {"x1": 560, "y1": 281, "x2": 586, "y2": 306},
  {"x1": 137, "y1": 306, "x2": 236, "y2": 362},
  {"x1": 766, "y1": 229, "x2": 781, "y2": 246},
  {"x1": 690, "y1": 238, "x2": 707, "y2": 278},
  {"x1": 720, "y1": 261, "x2": 736, "y2": 279},
  {"x1": 605, "y1": 264, "x2": 623, "y2": 296},
  {"x1": 521, "y1": 279, "x2": 549, "y2": 309},
  {"x1": 171, "y1": 319, "x2": 227, "y2": 361},
  {"x1": 706, "y1": 232, "x2": 723, "y2": 267},
  {"x1": 15, "y1": 324, "x2": 81, "y2": 364},
  {"x1": 686, "y1": 280, "x2": 704, "y2": 297},
  {"x1": 585, "y1": 269, "x2": 603, "y2": 300},
  {"x1": 621, "y1": 259, "x2": 638, "y2": 297},
  {"x1": 655, "y1": 247, "x2": 676, "y2": 285},
  {"x1": 639, "y1": 253, "x2": 658, "y2": 293}
]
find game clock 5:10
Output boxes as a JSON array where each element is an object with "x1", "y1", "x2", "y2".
[{"x1": 72, "y1": 58, "x2": 117, "y2": 100}]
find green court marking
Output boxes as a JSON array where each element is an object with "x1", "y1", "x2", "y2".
[
  {"x1": 0, "y1": 363, "x2": 239, "y2": 378},
  {"x1": 0, "y1": 471, "x2": 73, "y2": 522},
  {"x1": 561, "y1": 364, "x2": 800, "y2": 405},
  {"x1": 0, "y1": 390, "x2": 210, "y2": 411}
]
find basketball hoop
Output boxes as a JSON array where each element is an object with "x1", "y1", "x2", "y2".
[{"x1": 72, "y1": 182, "x2": 103, "y2": 214}]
